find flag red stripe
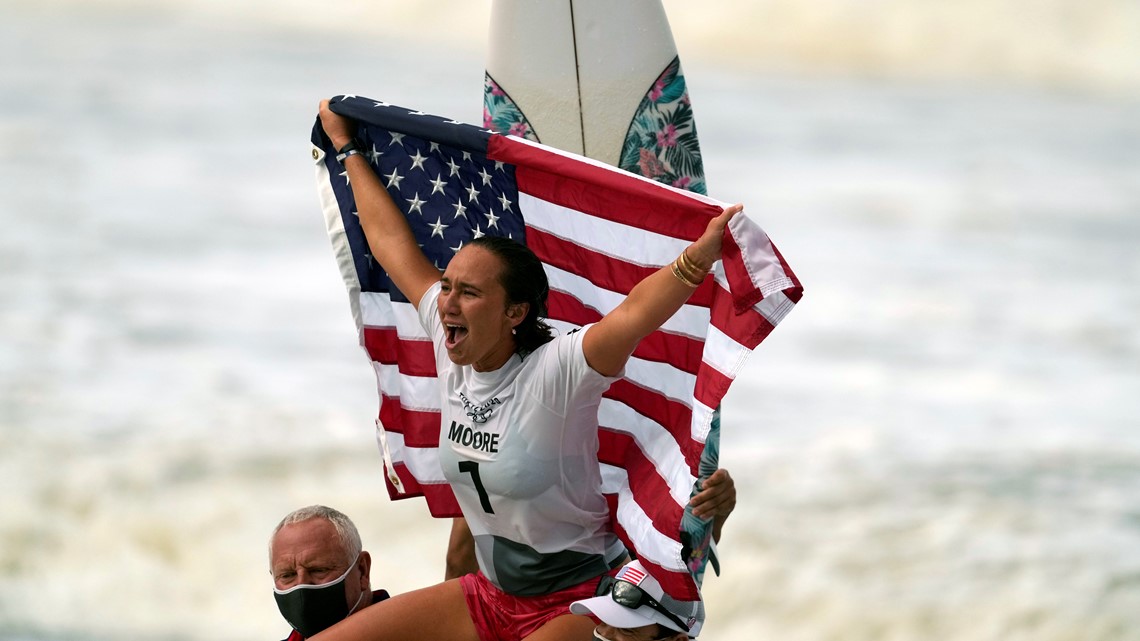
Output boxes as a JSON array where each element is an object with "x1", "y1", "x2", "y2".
[
  {"x1": 604, "y1": 380, "x2": 696, "y2": 468},
  {"x1": 525, "y1": 226, "x2": 656, "y2": 295},
  {"x1": 385, "y1": 462, "x2": 461, "y2": 518},
  {"x1": 603, "y1": 492, "x2": 628, "y2": 557},
  {"x1": 378, "y1": 395, "x2": 441, "y2": 448},
  {"x1": 772, "y1": 243, "x2": 805, "y2": 303},
  {"x1": 709, "y1": 282, "x2": 777, "y2": 351},
  {"x1": 547, "y1": 291, "x2": 704, "y2": 375},
  {"x1": 692, "y1": 364, "x2": 734, "y2": 414},
  {"x1": 599, "y1": 429, "x2": 686, "y2": 532},
  {"x1": 525, "y1": 225, "x2": 716, "y2": 309},
  {"x1": 490, "y1": 136, "x2": 721, "y2": 239},
  {"x1": 603, "y1": 485, "x2": 698, "y2": 600},
  {"x1": 718, "y1": 230, "x2": 765, "y2": 313},
  {"x1": 634, "y1": 329, "x2": 703, "y2": 375},
  {"x1": 419, "y1": 484, "x2": 461, "y2": 518},
  {"x1": 545, "y1": 289, "x2": 602, "y2": 326},
  {"x1": 363, "y1": 327, "x2": 437, "y2": 377},
  {"x1": 604, "y1": 476, "x2": 699, "y2": 601},
  {"x1": 638, "y1": 558, "x2": 700, "y2": 601}
]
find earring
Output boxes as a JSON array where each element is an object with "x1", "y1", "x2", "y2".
[{"x1": 511, "y1": 328, "x2": 517, "y2": 335}]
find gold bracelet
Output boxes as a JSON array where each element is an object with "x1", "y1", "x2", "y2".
[
  {"x1": 678, "y1": 249, "x2": 710, "y2": 277},
  {"x1": 671, "y1": 259, "x2": 701, "y2": 288},
  {"x1": 675, "y1": 251, "x2": 708, "y2": 285},
  {"x1": 675, "y1": 261, "x2": 704, "y2": 286}
]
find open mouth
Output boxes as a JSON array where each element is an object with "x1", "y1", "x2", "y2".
[{"x1": 445, "y1": 324, "x2": 468, "y2": 349}]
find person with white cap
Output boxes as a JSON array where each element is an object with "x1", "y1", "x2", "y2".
[{"x1": 570, "y1": 560, "x2": 704, "y2": 641}]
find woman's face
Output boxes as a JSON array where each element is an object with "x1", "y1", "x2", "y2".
[{"x1": 437, "y1": 245, "x2": 525, "y2": 371}]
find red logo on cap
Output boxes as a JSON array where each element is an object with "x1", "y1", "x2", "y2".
[{"x1": 619, "y1": 565, "x2": 647, "y2": 585}]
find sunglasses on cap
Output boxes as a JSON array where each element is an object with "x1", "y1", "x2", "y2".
[{"x1": 595, "y1": 575, "x2": 691, "y2": 633}]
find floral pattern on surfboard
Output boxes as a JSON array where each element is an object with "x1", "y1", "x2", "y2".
[
  {"x1": 483, "y1": 73, "x2": 540, "y2": 142},
  {"x1": 483, "y1": 60, "x2": 705, "y2": 195},
  {"x1": 619, "y1": 57, "x2": 706, "y2": 195}
]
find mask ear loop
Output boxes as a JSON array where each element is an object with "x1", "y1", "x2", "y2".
[
  {"x1": 347, "y1": 583, "x2": 366, "y2": 615},
  {"x1": 346, "y1": 552, "x2": 367, "y2": 614}
]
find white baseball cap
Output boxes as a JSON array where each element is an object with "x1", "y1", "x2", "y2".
[{"x1": 570, "y1": 561, "x2": 704, "y2": 637}]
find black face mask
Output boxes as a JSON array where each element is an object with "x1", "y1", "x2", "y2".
[{"x1": 273, "y1": 560, "x2": 363, "y2": 638}]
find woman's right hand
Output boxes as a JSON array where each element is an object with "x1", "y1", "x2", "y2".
[{"x1": 319, "y1": 98, "x2": 355, "y2": 150}]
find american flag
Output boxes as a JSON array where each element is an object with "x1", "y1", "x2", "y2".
[
  {"x1": 311, "y1": 95, "x2": 802, "y2": 601},
  {"x1": 616, "y1": 563, "x2": 648, "y2": 586}
]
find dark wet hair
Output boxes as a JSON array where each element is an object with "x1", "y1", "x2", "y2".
[{"x1": 468, "y1": 236, "x2": 554, "y2": 353}]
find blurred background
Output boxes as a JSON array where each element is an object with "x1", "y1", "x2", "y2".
[{"x1": 1, "y1": 1, "x2": 1138, "y2": 640}]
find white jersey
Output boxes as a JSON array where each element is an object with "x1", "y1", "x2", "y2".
[{"x1": 418, "y1": 281, "x2": 626, "y2": 595}]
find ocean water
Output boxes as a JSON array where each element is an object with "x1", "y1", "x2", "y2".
[{"x1": 2, "y1": 2, "x2": 1139, "y2": 641}]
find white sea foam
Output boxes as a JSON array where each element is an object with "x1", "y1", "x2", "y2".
[
  {"x1": 15, "y1": 0, "x2": 1140, "y2": 92},
  {"x1": 1, "y1": 2, "x2": 1139, "y2": 640}
]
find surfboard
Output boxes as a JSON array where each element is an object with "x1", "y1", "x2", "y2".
[
  {"x1": 483, "y1": 0, "x2": 718, "y2": 584},
  {"x1": 484, "y1": 0, "x2": 707, "y2": 194}
]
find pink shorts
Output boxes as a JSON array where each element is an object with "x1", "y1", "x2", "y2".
[{"x1": 459, "y1": 571, "x2": 605, "y2": 641}]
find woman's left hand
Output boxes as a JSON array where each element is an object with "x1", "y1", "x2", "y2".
[{"x1": 688, "y1": 204, "x2": 743, "y2": 269}]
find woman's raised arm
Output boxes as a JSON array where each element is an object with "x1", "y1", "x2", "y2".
[
  {"x1": 319, "y1": 99, "x2": 441, "y2": 306},
  {"x1": 582, "y1": 204, "x2": 742, "y2": 377}
]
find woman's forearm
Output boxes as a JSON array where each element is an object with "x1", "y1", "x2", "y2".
[
  {"x1": 583, "y1": 204, "x2": 741, "y2": 377},
  {"x1": 320, "y1": 99, "x2": 440, "y2": 304}
]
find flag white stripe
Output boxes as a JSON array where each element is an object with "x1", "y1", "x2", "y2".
[
  {"x1": 601, "y1": 464, "x2": 688, "y2": 571},
  {"x1": 728, "y1": 211, "x2": 795, "y2": 298},
  {"x1": 379, "y1": 431, "x2": 448, "y2": 483},
  {"x1": 392, "y1": 300, "x2": 430, "y2": 337},
  {"x1": 317, "y1": 147, "x2": 364, "y2": 330},
  {"x1": 520, "y1": 194, "x2": 693, "y2": 265},
  {"x1": 689, "y1": 399, "x2": 716, "y2": 443},
  {"x1": 600, "y1": 400, "x2": 693, "y2": 507},
  {"x1": 360, "y1": 291, "x2": 395, "y2": 328},
  {"x1": 361, "y1": 292, "x2": 434, "y2": 342},
  {"x1": 699, "y1": 324, "x2": 752, "y2": 381},
  {"x1": 378, "y1": 366, "x2": 440, "y2": 411},
  {"x1": 548, "y1": 264, "x2": 711, "y2": 339},
  {"x1": 754, "y1": 289, "x2": 796, "y2": 328},
  {"x1": 620, "y1": 357, "x2": 696, "y2": 408}
]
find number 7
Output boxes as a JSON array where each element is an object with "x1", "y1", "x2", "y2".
[{"x1": 459, "y1": 461, "x2": 494, "y2": 514}]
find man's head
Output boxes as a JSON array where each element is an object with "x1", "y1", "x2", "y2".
[
  {"x1": 571, "y1": 561, "x2": 704, "y2": 641},
  {"x1": 269, "y1": 505, "x2": 372, "y2": 637}
]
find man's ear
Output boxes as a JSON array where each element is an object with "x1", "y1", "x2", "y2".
[{"x1": 357, "y1": 551, "x2": 372, "y2": 591}]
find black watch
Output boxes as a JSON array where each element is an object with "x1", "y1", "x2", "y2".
[{"x1": 335, "y1": 138, "x2": 362, "y2": 163}]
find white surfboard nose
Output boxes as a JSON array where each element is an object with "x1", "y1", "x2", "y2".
[{"x1": 486, "y1": 0, "x2": 680, "y2": 165}]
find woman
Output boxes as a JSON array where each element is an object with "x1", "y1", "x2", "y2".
[{"x1": 314, "y1": 99, "x2": 740, "y2": 641}]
